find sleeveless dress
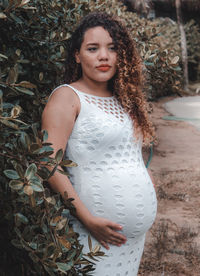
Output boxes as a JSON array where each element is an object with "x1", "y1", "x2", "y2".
[{"x1": 52, "y1": 84, "x2": 157, "y2": 276}]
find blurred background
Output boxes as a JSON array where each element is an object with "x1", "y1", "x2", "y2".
[{"x1": 0, "y1": 1, "x2": 200, "y2": 275}]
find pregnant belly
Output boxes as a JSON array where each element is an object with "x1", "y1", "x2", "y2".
[{"x1": 75, "y1": 167, "x2": 157, "y2": 238}]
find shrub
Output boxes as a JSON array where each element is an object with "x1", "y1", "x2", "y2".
[{"x1": 0, "y1": 0, "x2": 103, "y2": 274}]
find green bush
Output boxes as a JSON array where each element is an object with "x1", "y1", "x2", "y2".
[{"x1": 0, "y1": 1, "x2": 104, "y2": 275}]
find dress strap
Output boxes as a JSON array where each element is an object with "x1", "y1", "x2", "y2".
[{"x1": 48, "y1": 84, "x2": 83, "y2": 100}]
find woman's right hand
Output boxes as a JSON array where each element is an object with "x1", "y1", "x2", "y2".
[{"x1": 84, "y1": 216, "x2": 127, "y2": 250}]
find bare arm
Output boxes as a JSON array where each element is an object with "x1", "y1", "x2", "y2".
[{"x1": 42, "y1": 87, "x2": 127, "y2": 249}]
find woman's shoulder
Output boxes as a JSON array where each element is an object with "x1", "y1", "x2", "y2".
[
  {"x1": 44, "y1": 84, "x2": 80, "y2": 116},
  {"x1": 42, "y1": 84, "x2": 79, "y2": 135},
  {"x1": 49, "y1": 84, "x2": 77, "y2": 102}
]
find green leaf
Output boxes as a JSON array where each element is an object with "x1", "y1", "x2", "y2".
[
  {"x1": 144, "y1": 61, "x2": 154, "y2": 66},
  {"x1": 30, "y1": 143, "x2": 41, "y2": 153},
  {"x1": 10, "y1": 13, "x2": 23, "y2": 24},
  {"x1": 60, "y1": 160, "x2": 77, "y2": 167},
  {"x1": 0, "y1": 53, "x2": 8, "y2": 59},
  {"x1": 14, "y1": 163, "x2": 24, "y2": 178},
  {"x1": 67, "y1": 248, "x2": 76, "y2": 261},
  {"x1": 4, "y1": 169, "x2": 20, "y2": 179},
  {"x1": 74, "y1": 246, "x2": 83, "y2": 263},
  {"x1": 16, "y1": 81, "x2": 36, "y2": 89},
  {"x1": 62, "y1": 209, "x2": 70, "y2": 217},
  {"x1": 45, "y1": 243, "x2": 56, "y2": 258},
  {"x1": 1, "y1": 119, "x2": 19, "y2": 130},
  {"x1": 37, "y1": 166, "x2": 50, "y2": 179},
  {"x1": 29, "y1": 242, "x2": 37, "y2": 250},
  {"x1": 30, "y1": 185, "x2": 44, "y2": 192},
  {"x1": 9, "y1": 179, "x2": 24, "y2": 190},
  {"x1": 15, "y1": 213, "x2": 29, "y2": 224},
  {"x1": 11, "y1": 105, "x2": 21, "y2": 118},
  {"x1": 56, "y1": 217, "x2": 67, "y2": 231},
  {"x1": 36, "y1": 198, "x2": 44, "y2": 205},
  {"x1": 55, "y1": 149, "x2": 63, "y2": 163},
  {"x1": 7, "y1": 65, "x2": 18, "y2": 84},
  {"x1": 47, "y1": 164, "x2": 58, "y2": 179},
  {"x1": 88, "y1": 235, "x2": 92, "y2": 252},
  {"x1": 173, "y1": 66, "x2": 182, "y2": 71},
  {"x1": 38, "y1": 157, "x2": 51, "y2": 162},
  {"x1": 29, "y1": 175, "x2": 41, "y2": 184},
  {"x1": 170, "y1": 56, "x2": 179, "y2": 65},
  {"x1": 25, "y1": 163, "x2": 37, "y2": 180},
  {"x1": 30, "y1": 179, "x2": 44, "y2": 192},
  {"x1": 44, "y1": 265, "x2": 56, "y2": 276},
  {"x1": 45, "y1": 197, "x2": 56, "y2": 206},
  {"x1": 42, "y1": 129, "x2": 48, "y2": 142},
  {"x1": 56, "y1": 261, "x2": 73, "y2": 272},
  {"x1": 34, "y1": 146, "x2": 53, "y2": 155},
  {"x1": 20, "y1": 132, "x2": 31, "y2": 150},
  {"x1": 92, "y1": 244, "x2": 101, "y2": 254},
  {"x1": 32, "y1": 123, "x2": 38, "y2": 139},
  {"x1": 15, "y1": 86, "x2": 34, "y2": 95}
]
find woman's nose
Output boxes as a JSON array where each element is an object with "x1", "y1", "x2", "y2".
[{"x1": 98, "y1": 47, "x2": 109, "y2": 60}]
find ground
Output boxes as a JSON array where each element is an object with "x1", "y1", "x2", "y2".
[{"x1": 139, "y1": 96, "x2": 200, "y2": 276}]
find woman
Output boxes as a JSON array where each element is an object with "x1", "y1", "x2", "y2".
[{"x1": 42, "y1": 12, "x2": 157, "y2": 276}]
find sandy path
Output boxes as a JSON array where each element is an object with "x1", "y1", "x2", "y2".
[
  {"x1": 164, "y1": 96, "x2": 200, "y2": 130},
  {"x1": 139, "y1": 96, "x2": 200, "y2": 276}
]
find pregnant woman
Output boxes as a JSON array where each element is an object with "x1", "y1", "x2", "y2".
[{"x1": 42, "y1": 12, "x2": 157, "y2": 276}]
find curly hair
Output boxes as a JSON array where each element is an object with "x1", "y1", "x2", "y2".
[{"x1": 65, "y1": 12, "x2": 155, "y2": 144}]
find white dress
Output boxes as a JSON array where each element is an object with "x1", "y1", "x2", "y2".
[{"x1": 52, "y1": 84, "x2": 157, "y2": 276}]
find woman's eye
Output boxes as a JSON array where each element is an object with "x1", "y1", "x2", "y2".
[
  {"x1": 109, "y1": 46, "x2": 116, "y2": 51},
  {"x1": 88, "y1": 47, "x2": 97, "y2": 52}
]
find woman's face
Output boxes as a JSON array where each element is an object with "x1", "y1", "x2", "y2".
[{"x1": 75, "y1": 26, "x2": 117, "y2": 84}]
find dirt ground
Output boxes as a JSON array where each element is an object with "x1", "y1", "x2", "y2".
[{"x1": 139, "y1": 97, "x2": 200, "y2": 276}]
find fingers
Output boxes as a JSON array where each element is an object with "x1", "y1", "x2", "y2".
[
  {"x1": 100, "y1": 236, "x2": 125, "y2": 248},
  {"x1": 100, "y1": 238, "x2": 121, "y2": 249},
  {"x1": 88, "y1": 216, "x2": 127, "y2": 248},
  {"x1": 100, "y1": 240, "x2": 110, "y2": 250},
  {"x1": 100, "y1": 228, "x2": 127, "y2": 248},
  {"x1": 109, "y1": 234, "x2": 126, "y2": 246},
  {"x1": 107, "y1": 237, "x2": 124, "y2": 246},
  {"x1": 106, "y1": 220, "x2": 126, "y2": 238},
  {"x1": 108, "y1": 221, "x2": 123, "y2": 231},
  {"x1": 107, "y1": 227, "x2": 127, "y2": 242}
]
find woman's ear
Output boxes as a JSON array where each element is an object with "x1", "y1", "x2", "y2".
[{"x1": 75, "y1": 51, "x2": 81, "y2": 64}]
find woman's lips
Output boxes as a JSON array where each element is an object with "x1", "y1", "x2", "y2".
[{"x1": 96, "y1": 66, "x2": 111, "y2": 72}]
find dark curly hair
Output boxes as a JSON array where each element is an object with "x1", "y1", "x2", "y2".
[{"x1": 65, "y1": 12, "x2": 155, "y2": 144}]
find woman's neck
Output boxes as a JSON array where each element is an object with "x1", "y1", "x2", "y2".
[{"x1": 72, "y1": 77, "x2": 112, "y2": 97}]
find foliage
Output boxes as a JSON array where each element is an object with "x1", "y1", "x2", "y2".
[
  {"x1": 90, "y1": 0, "x2": 200, "y2": 97},
  {"x1": 0, "y1": 96, "x2": 105, "y2": 274},
  {"x1": 0, "y1": 0, "x2": 199, "y2": 275},
  {"x1": 153, "y1": 17, "x2": 200, "y2": 83},
  {"x1": 0, "y1": 0, "x2": 104, "y2": 275},
  {"x1": 184, "y1": 20, "x2": 200, "y2": 80}
]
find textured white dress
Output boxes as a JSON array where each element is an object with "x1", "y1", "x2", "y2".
[{"x1": 52, "y1": 84, "x2": 157, "y2": 276}]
